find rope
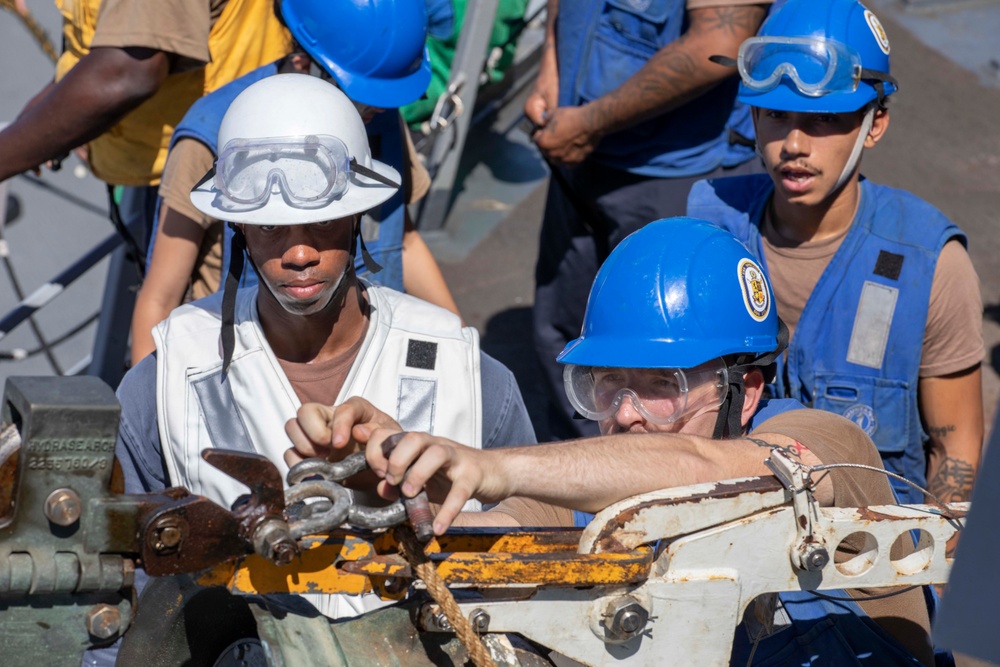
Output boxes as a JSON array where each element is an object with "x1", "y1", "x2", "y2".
[
  {"x1": 395, "y1": 526, "x2": 497, "y2": 667},
  {"x1": 0, "y1": 0, "x2": 59, "y2": 64}
]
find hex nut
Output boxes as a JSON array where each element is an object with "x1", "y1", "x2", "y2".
[
  {"x1": 798, "y1": 543, "x2": 830, "y2": 571},
  {"x1": 86, "y1": 604, "x2": 122, "y2": 640},
  {"x1": 469, "y1": 608, "x2": 490, "y2": 633},
  {"x1": 603, "y1": 596, "x2": 648, "y2": 642}
]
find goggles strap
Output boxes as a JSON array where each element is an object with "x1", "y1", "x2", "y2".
[
  {"x1": 709, "y1": 54, "x2": 737, "y2": 68},
  {"x1": 221, "y1": 223, "x2": 246, "y2": 375},
  {"x1": 349, "y1": 158, "x2": 400, "y2": 189}
]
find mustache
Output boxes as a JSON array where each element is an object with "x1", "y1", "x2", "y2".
[{"x1": 777, "y1": 161, "x2": 820, "y2": 175}]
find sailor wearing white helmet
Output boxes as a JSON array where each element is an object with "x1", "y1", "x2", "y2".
[{"x1": 113, "y1": 73, "x2": 536, "y2": 619}]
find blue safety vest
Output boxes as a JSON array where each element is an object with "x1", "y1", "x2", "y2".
[
  {"x1": 554, "y1": 0, "x2": 755, "y2": 177},
  {"x1": 688, "y1": 174, "x2": 965, "y2": 504},
  {"x1": 151, "y1": 61, "x2": 406, "y2": 292}
]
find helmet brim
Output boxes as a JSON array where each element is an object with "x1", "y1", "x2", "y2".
[
  {"x1": 556, "y1": 333, "x2": 777, "y2": 370},
  {"x1": 189, "y1": 160, "x2": 401, "y2": 225},
  {"x1": 738, "y1": 79, "x2": 883, "y2": 113},
  {"x1": 319, "y1": 51, "x2": 432, "y2": 110}
]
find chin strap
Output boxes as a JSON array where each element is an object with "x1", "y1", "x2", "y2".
[
  {"x1": 712, "y1": 318, "x2": 790, "y2": 439},
  {"x1": 220, "y1": 223, "x2": 246, "y2": 375},
  {"x1": 350, "y1": 216, "x2": 383, "y2": 275},
  {"x1": 832, "y1": 105, "x2": 875, "y2": 193}
]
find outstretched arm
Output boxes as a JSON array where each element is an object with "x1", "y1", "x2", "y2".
[
  {"x1": 363, "y1": 426, "x2": 832, "y2": 535},
  {"x1": 532, "y1": 4, "x2": 768, "y2": 165},
  {"x1": 0, "y1": 46, "x2": 168, "y2": 182}
]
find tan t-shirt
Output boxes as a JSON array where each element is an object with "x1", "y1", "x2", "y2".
[
  {"x1": 91, "y1": 0, "x2": 227, "y2": 69},
  {"x1": 157, "y1": 111, "x2": 429, "y2": 300},
  {"x1": 761, "y1": 214, "x2": 984, "y2": 378},
  {"x1": 276, "y1": 318, "x2": 369, "y2": 407},
  {"x1": 490, "y1": 410, "x2": 934, "y2": 665}
]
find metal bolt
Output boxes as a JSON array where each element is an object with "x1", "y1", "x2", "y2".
[
  {"x1": 149, "y1": 516, "x2": 186, "y2": 554},
  {"x1": 469, "y1": 608, "x2": 490, "y2": 634},
  {"x1": 603, "y1": 596, "x2": 648, "y2": 643},
  {"x1": 617, "y1": 609, "x2": 644, "y2": 634},
  {"x1": 86, "y1": 603, "x2": 122, "y2": 640},
  {"x1": 799, "y1": 543, "x2": 830, "y2": 572},
  {"x1": 434, "y1": 611, "x2": 452, "y2": 632},
  {"x1": 382, "y1": 576, "x2": 407, "y2": 595},
  {"x1": 418, "y1": 603, "x2": 453, "y2": 632},
  {"x1": 253, "y1": 519, "x2": 299, "y2": 566},
  {"x1": 44, "y1": 488, "x2": 82, "y2": 527}
]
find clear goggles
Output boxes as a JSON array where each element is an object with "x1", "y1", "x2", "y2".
[
  {"x1": 214, "y1": 134, "x2": 396, "y2": 209},
  {"x1": 563, "y1": 360, "x2": 730, "y2": 425},
  {"x1": 738, "y1": 37, "x2": 864, "y2": 98}
]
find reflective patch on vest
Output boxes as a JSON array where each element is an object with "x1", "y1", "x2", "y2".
[
  {"x1": 738, "y1": 258, "x2": 771, "y2": 322},
  {"x1": 360, "y1": 214, "x2": 381, "y2": 241},
  {"x1": 397, "y1": 377, "x2": 437, "y2": 432},
  {"x1": 873, "y1": 250, "x2": 903, "y2": 280},
  {"x1": 843, "y1": 403, "x2": 878, "y2": 436},
  {"x1": 406, "y1": 340, "x2": 438, "y2": 370},
  {"x1": 191, "y1": 372, "x2": 255, "y2": 452},
  {"x1": 846, "y1": 281, "x2": 898, "y2": 369}
]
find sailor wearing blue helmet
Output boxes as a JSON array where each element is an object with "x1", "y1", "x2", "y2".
[{"x1": 689, "y1": 0, "x2": 984, "y2": 510}]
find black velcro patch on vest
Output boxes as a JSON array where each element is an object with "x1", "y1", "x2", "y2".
[
  {"x1": 874, "y1": 250, "x2": 904, "y2": 280},
  {"x1": 406, "y1": 340, "x2": 438, "y2": 370}
]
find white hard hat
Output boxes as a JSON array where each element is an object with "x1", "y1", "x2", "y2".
[{"x1": 190, "y1": 73, "x2": 401, "y2": 225}]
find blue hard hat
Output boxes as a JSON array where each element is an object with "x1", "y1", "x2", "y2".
[
  {"x1": 279, "y1": 0, "x2": 432, "y2": 109},
  {"x1": 736, "y1": 0, "x2": 897, "y2": 113},
  {"x1": 557, "y1": 218, "x2": 779, "y2": 370}
]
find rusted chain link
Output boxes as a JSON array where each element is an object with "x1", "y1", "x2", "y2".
[
  {"x1": 0, "y1": 0, "x2": 59, "y2": 64},
  {"x1": 396, "y1": 525, "x2": 498, "y2": 667}
]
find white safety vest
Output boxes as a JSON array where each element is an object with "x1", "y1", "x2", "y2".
[{"x1": 153, "y1": 282, "x2": 483, "y2": 617}]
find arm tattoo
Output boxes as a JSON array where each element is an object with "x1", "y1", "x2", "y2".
[
  {"x1": 700, "y1": 5, "x2": 768, "y2": 37},
  {"x1": 927, "y1": 456, "x2": 975, "y2": 503},
  {"x1": 747, "y1": 437, "x2": 807, "y2": 459},
  {"x1": 927, "y1": 424, "x2": 956, "y2": 439}
]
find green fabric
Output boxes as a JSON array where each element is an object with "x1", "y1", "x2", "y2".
[{"x1": 402, "y1": 0, "x2": 529, "y2": 127}]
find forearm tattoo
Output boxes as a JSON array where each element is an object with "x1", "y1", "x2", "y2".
[
  {"x1": 927, "y1": 456, "x2": 975, "y2": 503},
  {"x1": 926, "y1": 424, "x2": 956, "y2": 439},
  {"x1": 700, "y1": 5, "x2": 768, "y2": 37}
]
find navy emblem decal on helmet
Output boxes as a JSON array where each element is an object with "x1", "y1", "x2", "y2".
[
  {"x1": 864, "y1": 9, "x2": 891, "y2": 55},
  {"x1": 739, "y1": 258, "x2": 770, "y2": 322}
]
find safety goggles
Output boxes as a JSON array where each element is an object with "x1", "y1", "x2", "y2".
[
  {"x1": 737, "y1": 37, "x2": 865, "y2": 98},
  {"x1": 214, "y1": 134, "x2": 398, "y2": 209},
  {"x1": 563, "y1": 360, "x2": 730, "y2": 425}
]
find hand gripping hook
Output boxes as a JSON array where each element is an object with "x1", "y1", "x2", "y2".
[{"x1": 285, "y1": 432, "x2": 436, "y2": 543}]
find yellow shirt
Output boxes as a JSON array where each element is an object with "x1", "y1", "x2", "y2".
[{"x1": 54, "y1": 0, "x2": 291, "y2": 186}]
